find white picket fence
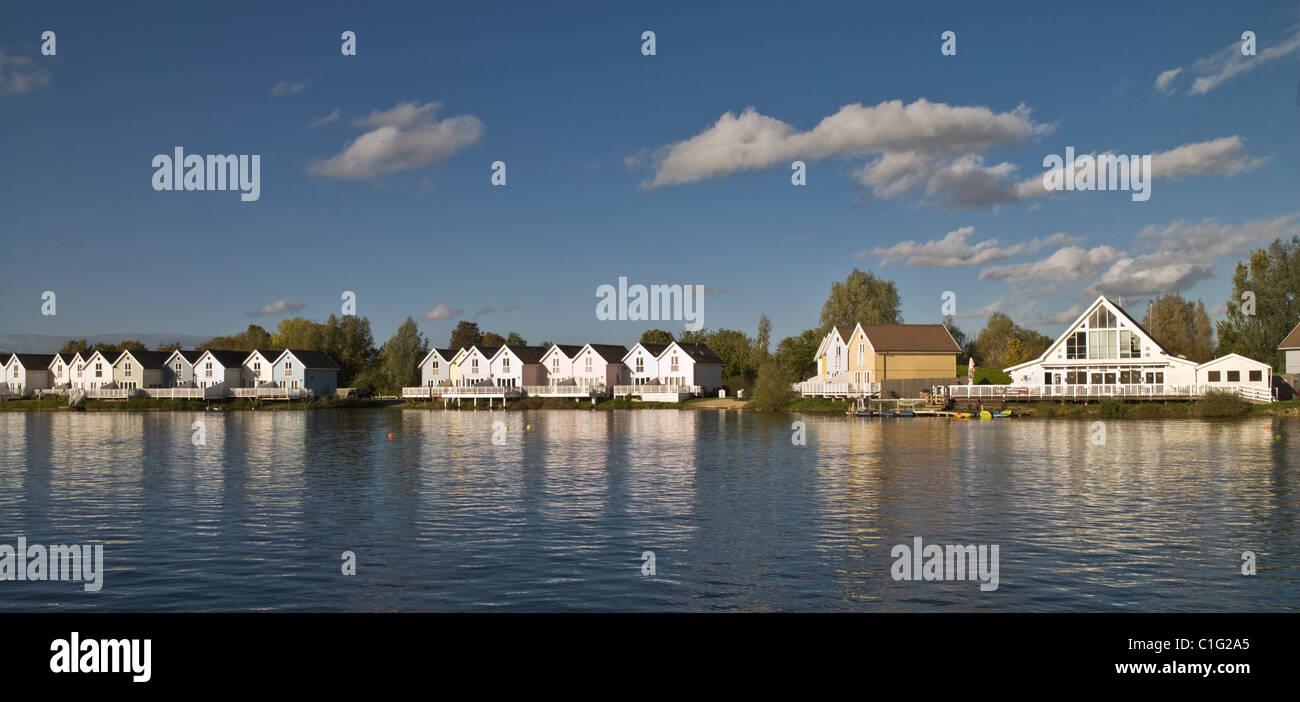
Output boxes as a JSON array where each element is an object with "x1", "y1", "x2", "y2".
[
  {"x1": 795, "y1": 381, "x2": 880, "y2": 397},
  {"x1": 946, "y1": 383, "x2": 1274, "y2": 404}
]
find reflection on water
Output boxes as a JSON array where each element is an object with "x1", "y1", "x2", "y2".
[{"x1": 0, "y1": 409, "x2": 1295, "y2": 611}]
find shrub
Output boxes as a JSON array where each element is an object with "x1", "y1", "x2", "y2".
[
  {"x1": 1196, "y1": 390, "x2": 1249, "y2": 418},
  {"x1": 749, "y1": 361, "x2": 796, "y2": 411},
  {"x1": 1098, "y1": 398, "x2": 1126, "y2": 419}
]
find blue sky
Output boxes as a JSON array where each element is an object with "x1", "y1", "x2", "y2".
[{"x1": 2, "y1": 1, "x2": 1299, "y2": 352}]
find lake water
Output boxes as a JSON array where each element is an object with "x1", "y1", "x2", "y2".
[{"x1": 0, "y1": 409, "x2": 1296, "y2": 612}]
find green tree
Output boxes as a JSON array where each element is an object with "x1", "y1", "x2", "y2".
[
  {"x1": 706, "y1": 328, "x2": 758, "y2": 380},
  {"x1": 504, "y1": 332, "x2": 527, "y2": 346},
  {"x1": 155, "y1": 341, "x2": 183, "y2": 353},
  {"x1": 272, "y1": 317, "x2": 322, "y2": 350},
  {"x1": 480, "y1": 332, "x2": 505, "y2": 348},
  {"x1": 819, "y1": 268, "x2": 902, "y2": 330},
  {"x1": 943, "y1": 316, "x2": 973, "y2": 363},
  {"x1": 58, "y1": 339, "x2": 89, "y2": 355},
  {"x1": 754, "y1": 314, "x2": 772, "y2": 356},
  {"x1": 639, "y1": 329, "x2": 675, "y2": 346},
  {"x1": 973, "y1": 313, "x2": 1050, "y2": 368},
  {"x1": 1142, "y1": 294, "x2": 1215, "y2": 362},
  {"x1": 749, "y1": 360, "x2": 796, "y2": 411},
  {"x1": 774, "y1": 329, "x2": 821, "y2": 381},
  {"x1": 449, "y1": 321, "x2": 481, "y2": 350},
  {"x1": 321, "y1": 315, "x2": 377, "y2": 387},
  {"x1": 200, "y1": 324, "x2": 273, "y2": 352},
  {"x1": 1216, "y1": 236, "x2": 1300, "y2": 367},
  {"x1": 376, "y1": 317, "x2": 427, "y2": 393}
]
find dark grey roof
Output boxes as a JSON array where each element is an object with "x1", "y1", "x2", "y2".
[
  {"x1": 502, "y1": 345, "x2": 549, "y2": 364},
  {"x1": 671, "y1": 343, "x2": 724, "y2": 365},
  {"x1": 638, "y1": 343, "x2": 669, "y2": 357},
  {"x1": 281, "y1": 349, "x2": 340, "y2": 370},
  {"x1": 55, "y1": 352, "x2": 75, "y2": 365},
  {"x1": 432, "y1": 348, "x2": 456, "y2": 359},
  {"x1": 551, "y1": 344, "x2": 585, "y2": 358},
  {"x1": 586, "y1": 344, "x2": 630, "y2": 363},
  {"x1": 13, "y1": 353, "x2": 54, "y2": 369},
  {"x1": 473, "y1": 346, "x2": 500, "y2": 359},
  {"x1": 119, "y1": 350, "x2": 170, "y2": 369},
  {"x1": 203, "y1": 349, "x2": 250, "y2": 368},
  {"x1": 178, "y1": 350, "x2": 204, "y2": 363}
]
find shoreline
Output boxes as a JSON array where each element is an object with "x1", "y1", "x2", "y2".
[{"x1": 2, "y1": 395, "x2": 1298, "y2": 418}]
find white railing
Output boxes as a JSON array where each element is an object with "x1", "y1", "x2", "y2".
[
  {"x1": 523, "y1": 385, "x2": 600, "y2": 397},
  {"x1": 230, "y1": 387, "x2": 313, "y2": 399},
  {"x1": 797, "y1": 381, "x2": 879, "y2": 397},
  {"x1": 402, "y1": 386, "x2": 447, "y2": 398},
  {"x1": 440, "y1": 386, "x2": 524, "y2": 396},
  {"x1": 141, "y1": 388, "x2": 207, "y2": 399},
  {"x1": 613, "y1": 384, "x2": 702, "y2": 397},
  {"x1": 946, "y1": 383, "x2": 1274, "y2": 403},
  {"x1": 85, "y1": 388, "x2": 138, "y2": 399}
]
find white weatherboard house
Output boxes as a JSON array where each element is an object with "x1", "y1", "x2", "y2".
[
  {"x1": 490, "y1": 345, "x2": 548, "y2": 389},
  {"x1": 80, "y1": 350, "x2": 118, "y2": 390},
  {"x1": 813, "y1": 326, "x2": 853, "y2": 382},
  {"x1": 193, "y1": 350, "x2": 249, "y2": 389},
  {"x1": 49, "y1": 353, "x2": 75, "y2": 387},
  {"x1": 417, "y1": 348, "x2": 456, "y2": 387},
  {"x1": 539, "y1": 344, "x2": 584, "y2": 386},
  {"x1": 657, "y1": 342, "x2": 725, "y2": 390},
  {"x1": 113, "y1": 349, "x2": 169, "y2": 390},
  {"x1": 4, "y1": 354, "x2": 54, "y2": 394},
  {"x1": 571, "y1": 344, "x2": 629, "y2": 389},
  {"x1": 623, "y1": 343, "x2": 669, "y2": 385},
  {"x1": 163, "y1": 349, "x2": 204, "y2": 387},
  {"x1": 1004, "y1": 295, "x2": 1272, "y2": 400},
  {"x1": 271, "y1": 349, "x2": 339, "y2": 396},
  {"x1": 1280, "y1": 322, "x2": 1300, "y2": 375},
  {"x1": 67, "y1": 352, "x2": 87, "y2": 388},
  {"x1": 244, "y1": 349, "x2": 279, "y2": 386},
  {"x1": 455, "y1": 346, "x2": 499, "y2": 386}
]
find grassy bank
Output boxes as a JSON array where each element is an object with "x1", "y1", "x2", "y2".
[{"x1": 0, "y1": 397, "x2": 391, "y2": 411}]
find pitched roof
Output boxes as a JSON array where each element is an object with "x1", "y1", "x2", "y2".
[
  {"x1": 1103, "y1": 295, "x2": 1168, "y2": 355},
  {"x1": 54, "y1": 353, "x2": 75, "y2": 366},
  {"x1": 12, "y1": 353, "x2": 54, "y2": 369},
  {"x1": 201, "y1": 349, "x2": 251, "y2": 368},
  {"x1": 551, "y1": 344, "x2": 585, "y2": 358},
  {"x1": 500, "y1": 345, "x2": 549, "y2": 364},
  {"x1": 471, "y1": 345, "x2": 500, "y2": 359},
  {"x1": 640, "y1": 343, "x2": 669, "y2": 357},
  {"x1": 0, "y1": 353, "x2": 11, "y2": 367},
  {"x1": 673, "y1": 343, "x2": 724, "y2": 364},
  {"x1": 1280, "y1": 322, "x2": 1300, "y2": 350},
  {"x1": 585, "y1": 344, "x2": 630, "y2": 363},
  {"x1": 860, "y1": 324, "x2": 960, "y2": 353},
  {"x1": 835, "y1": 325, "x2": 855, "y2": 343},
  {"x1": 280, "y1": 349, "x2": 340, "y2": 370},
  {"x1": 118, "y1": 349, "x2": 170, "y2": 369}
]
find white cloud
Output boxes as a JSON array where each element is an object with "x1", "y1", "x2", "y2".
[
  {"x1": 308, "y1": 101, "x2": 484, "y2": 180},
  {"x1": 0, "y1": 49, "x2": 51, "y2": 94},
  {"x1": 247, "y1": 298, "x2": 307, "y2": 317},
  {"x1": 1136, "y1": 213, "x2": 1300, "y2": 260},
  {"x1": 1154, "y1": 67, "x2": 1183, "y2": 94},
  {"x1": 638, "y1": 99, "x2": 1052, "y2": 189},
  {"x1": 980, "y1": 245, "x2": 1125, "y2": 281},
  {"x1": 1155, "y1": 26, "x2": 1300, "y2": 96},
  {"x1": 980, "y1": 137, "x2": 1264, "y2": 207},
  {"x1": 307, "y1": 108, "x2": 340, "y2": 130},
  {"x1": 1036, "y1": 304, "x2": 1086, "y2": 325},
  {"x1": 421, "y1": 303, "x2": 462, "y2": 321},
  {"x1": 271, "y1": 79, "x2": 306, "y2": 97},
  {"x1": 864, "y1": 227, "x2": 1080, "y2": 267},
  {"x1": 1087, "y1": 213, "x2": 1300, "y2": 297}
]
